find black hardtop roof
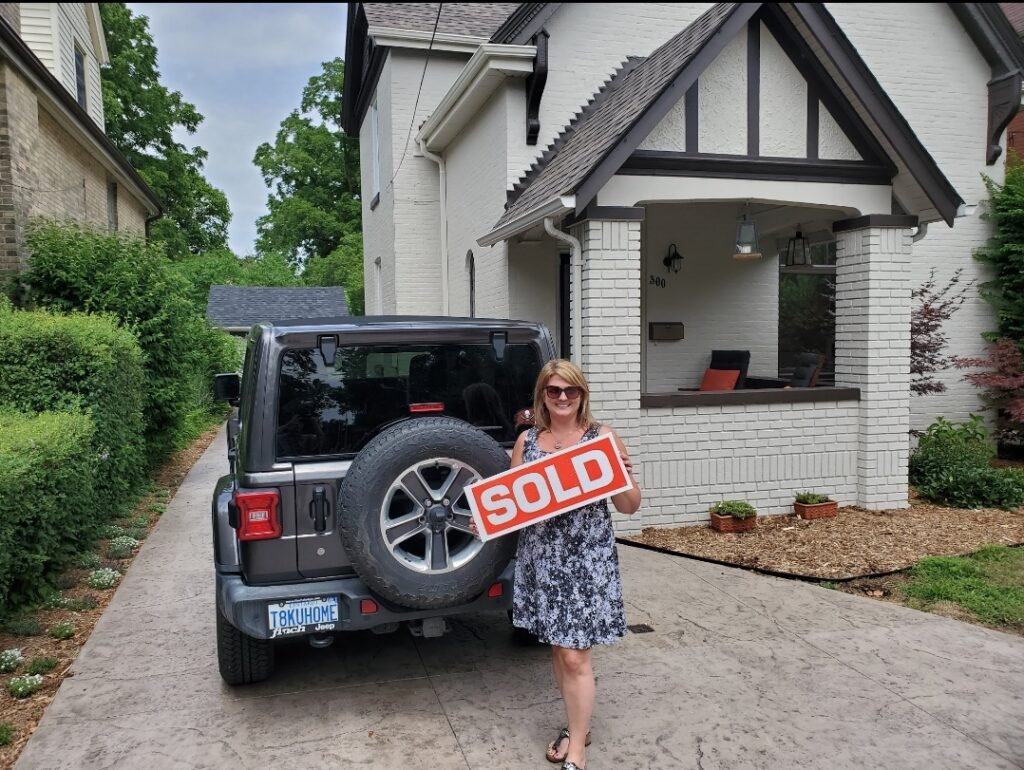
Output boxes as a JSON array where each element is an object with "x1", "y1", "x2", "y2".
[{"x1": 267, "y1": 316, "x2": 546, "y2": 335}]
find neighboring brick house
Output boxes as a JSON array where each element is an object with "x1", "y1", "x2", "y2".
[
  {"x1": 343, "y1": 3, "x2": 1024, "y2": 530},
  {"x1": 0, "y1": 3, "x2": 160, "y2": 277}
]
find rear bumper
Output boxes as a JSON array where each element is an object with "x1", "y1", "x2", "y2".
[{"x1": 217, "y1": 561, "x2": 514, "y2": 640}]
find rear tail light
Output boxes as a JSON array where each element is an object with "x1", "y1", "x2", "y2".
[
  {"x1": 235, "y1": 490, "x2": 281, "y2": 541},
  {"x1": 360, "y1": 599, "x2": 379, "y2": 614},
  {"x1": 487, "y1": 582, "x2": 503, "y2": 598},
  {"x1": 409, "y1": 402, "x2": 445, "y2": 414}
]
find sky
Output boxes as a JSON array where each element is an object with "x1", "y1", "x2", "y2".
[{"x1": 127, "y1": 4, "x2": 347, "y2": 256}]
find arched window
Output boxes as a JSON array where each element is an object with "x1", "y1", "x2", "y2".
[{"x1": 467, "y1": 250, "x2": 476, "y2": 317}]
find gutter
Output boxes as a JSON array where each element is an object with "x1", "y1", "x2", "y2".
[
  {"x1": 543, "y1": 217, "x2": 581, "y2": 363},
  {"x1": 416, "y1": 43, "x2": 536, "y2": 152},
  {"x1": 367, "y1": 26, "x2": 487, "y2": 54},
  {"x1": 418, "y1": 139, "x2": 449, "y2": 315},
  {"x1": 477, "y1": 195, "x2": 575, "y2": 247}
]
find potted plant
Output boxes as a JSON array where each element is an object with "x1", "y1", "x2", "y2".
[
  {"x1": 709, "y1": 500, "x2": 757, "y2": 533},
  {"x1": 794, "y1": 491, "x2": 838, "y2": 520}
]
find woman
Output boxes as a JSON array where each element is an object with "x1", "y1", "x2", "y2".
[{"x1": 511, "y1": 359, "x2": 641, "y2": 770}]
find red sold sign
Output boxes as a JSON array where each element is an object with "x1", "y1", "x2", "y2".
[{"x1": 466, "y1": 433, "x2": 632, "y2": 541}]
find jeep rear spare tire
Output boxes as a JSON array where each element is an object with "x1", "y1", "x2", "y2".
[{"x1": 338, "y1": 416, "x2": 515, "y2": 609}]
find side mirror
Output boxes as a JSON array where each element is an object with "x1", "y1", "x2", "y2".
[{"x1": 214, "y1": 373, "x2": 241, "y2": 404}]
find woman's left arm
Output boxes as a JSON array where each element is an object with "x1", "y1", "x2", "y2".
[{"x1": 600, "y1": 426, "x2": 641, "y2": 514}]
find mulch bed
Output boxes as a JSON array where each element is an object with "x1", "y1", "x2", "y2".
[
  {"x1": 0, "y1": 425, "x2": 222, "y2": 770},
  {"x1": 622, "y1": 498, "x2": 1024, "y2": 580}
]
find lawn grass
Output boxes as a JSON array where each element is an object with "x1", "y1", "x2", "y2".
[{"x1": 901, "y1": 546, "x2": 1024, "y2": 630}]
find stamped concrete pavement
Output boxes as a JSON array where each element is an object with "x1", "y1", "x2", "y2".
[{"x1": 14, "y1": 425, "x2": 1024, "y2": 769}]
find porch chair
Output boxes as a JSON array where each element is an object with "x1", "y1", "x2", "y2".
[
  {"x1": 788, "y1": 352, "x2": 824, "y2": 387},
  {"x1": 704, "y1": 349, "x2": 750, "y2": 390}
]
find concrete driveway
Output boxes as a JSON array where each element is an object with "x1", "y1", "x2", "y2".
[{"x1": 14, "y1": 426, "x2": 1024, "y2": 769}]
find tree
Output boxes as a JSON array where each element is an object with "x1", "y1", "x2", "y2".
[
  {"x1": 910, "y1": 269, "x2": 971, "y2": 396},
  {"x1": 302, "y1": 232, "x2": 364, "y2": 315},
  {"x1": 99, "y1": 3, "x2": 231, "y2": 257},
  {"x1": 253, "y1": 58, "x2": 362, "y2": 312}
]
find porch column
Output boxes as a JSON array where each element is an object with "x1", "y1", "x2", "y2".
[
  {"x1": 833, "y1": 214, "x2": 917, "y2": 510},
  {"x1": 568, "y1": 210, "x2": 643, "y2": 422}
]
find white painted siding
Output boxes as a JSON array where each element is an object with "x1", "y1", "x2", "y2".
[
  {"x1": 642, "y1": 203, "x2": 778, "y2": 392},
  {"x1": 360, "y1": 57, "x2": 395, "y2": 314},
  {"x1": 19, "y1": 4, "x2": 55, "y2": 72},
  {"x1": 387, "y1": 49, "x2": 467, "y2": 314},
  {"x1": 445, "y1": 89, "x2": 511, "y2": 319},
  {"x1": 45, "y1": 3, "x2": 105, "y2": 127},
  {"x1": 759, "y1": 21, "x2": 806, "y2": 157},
  {"x1": 698, "y1": 28, "x2": 746, "y2": 155}
]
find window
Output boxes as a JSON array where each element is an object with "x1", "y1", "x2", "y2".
[
  {"x1": 106, "y1": 181, "x2": 118, "y2": 231},
  {"x1": 467, "y1": 251, "x2": 475, "y2": 317},
  {"x1": 74, "y1": 46, "x2": 86, "y2": 108},
  {"x1": 370, "y1": 100, "x2": 380, "y2": 200},
  {"x1": 275, "y1": 342, "x2": 543, "y2": 458},
  {"x1": 778, "y1": 240, "x2": 836, "y2": 384}
]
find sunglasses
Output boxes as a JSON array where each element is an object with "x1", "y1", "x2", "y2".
[{"x1": 544, "y1": 385, "x2": 584, "y2": 400}]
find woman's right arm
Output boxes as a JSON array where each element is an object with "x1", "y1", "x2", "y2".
[{"x1": 510, "y1": 431, "x2": 527, "y2": 468}]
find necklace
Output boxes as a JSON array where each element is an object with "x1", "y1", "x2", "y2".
[{"x1": 549, "y1": 427, "x2": 579, "y2": 450}]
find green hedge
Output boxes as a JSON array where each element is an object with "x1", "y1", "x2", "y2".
[
  {"x1": 20, "y1": 221, "x2": 235, "y2": 460},
  {"x1": 0, "y1": 306, "x2": 145, "y2": 513},
  {"x1": 0, "y1": 411, "x2": 98, "y2": 613}
]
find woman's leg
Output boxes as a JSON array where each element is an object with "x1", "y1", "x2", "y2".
[
  {"x1": 547, "y1": 650, "x2": 569, "y2": 760},
  {"x1": 552, "y1": 645, "x2": 594, "y2": 767}
]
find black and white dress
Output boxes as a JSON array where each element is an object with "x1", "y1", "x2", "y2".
[{"x1": 511, "y1": 424, "x2": 628, "y2": 649}]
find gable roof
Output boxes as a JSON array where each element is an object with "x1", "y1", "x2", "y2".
[
  {"x1": 363, "y1": 3, "x2": 520, "y2": 38},
  {"x1": 483, "y1": 2, "x2": 974, "y2": 243},
  {"x1": 206, "y1": 286, "x2": 349, "y2": 333}
]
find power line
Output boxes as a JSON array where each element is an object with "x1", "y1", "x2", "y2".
[{"x1": 387, "y1": 2, "x2": 442, "y2": 192}]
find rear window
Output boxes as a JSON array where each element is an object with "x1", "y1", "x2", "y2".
[{"x1": 276, "y1": 342, "x2": 542, "y2": 459}]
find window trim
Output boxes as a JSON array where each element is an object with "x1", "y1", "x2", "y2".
[
  {"x1": 370, "y1": 100, "x2": 380, "y2": 200},
  {"x1": 73, "y1": 44, "x2": 86, "y2": 108}
]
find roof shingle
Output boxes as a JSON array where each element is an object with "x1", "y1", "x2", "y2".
[
  {"x1": 363, "y1": 3, "x2": 521, "y2": 39},
  {"x1": 206, "y1": 286, "x2": 349, "y2": 331}
]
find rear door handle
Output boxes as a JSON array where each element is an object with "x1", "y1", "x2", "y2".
[{"x1": 310, "y1": 486, "x2": 329, "y2": 533}]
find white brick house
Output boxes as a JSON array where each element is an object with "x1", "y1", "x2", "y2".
[{"x1": 342, "y1": 3, "x2": 1024, "y2": 530}]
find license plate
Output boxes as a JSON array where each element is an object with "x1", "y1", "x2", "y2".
[{"x1": 267, "y1": 596, "x2": 339, "y2": 638}]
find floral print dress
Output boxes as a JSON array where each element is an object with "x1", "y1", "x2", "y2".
[{"x1": 512, "y1": 424, "x2": 628, "y2": 649}]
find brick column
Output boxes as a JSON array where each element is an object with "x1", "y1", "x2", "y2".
[
  {"x1": 568, "y1": 214, "x2": 642, "y2": 424},
  {"x1": 833, "y1": 215, "x2": 916, "y2": 509}
]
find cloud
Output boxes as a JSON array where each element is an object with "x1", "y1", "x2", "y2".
[{"x1": 125, "y1": 3, "x2": 347, "y2": 256}]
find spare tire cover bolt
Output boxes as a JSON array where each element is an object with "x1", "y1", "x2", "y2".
[{"x1": 442, "y1": 498, "x2": 450, "y2": 506}]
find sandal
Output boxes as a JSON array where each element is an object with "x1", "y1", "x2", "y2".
[
  {"x1": 545, "y1": 727, "x2": 592, "y2": 764},
  {"x1": 561, "y1": 764, "x2": 585, "y2": 770}
]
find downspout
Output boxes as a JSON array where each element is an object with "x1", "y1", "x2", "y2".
[
  {"x1": 543, "y1": 217, "x2": 581, "y2": 362},
  {"x1": 418, "y1": 139, "x2": 449, "y2": 315}
]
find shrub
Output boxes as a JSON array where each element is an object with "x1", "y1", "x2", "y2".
[
  {"x1": 7, "y1": 674, "x2": 44, "y2": 699},
  {"x1": 0, "y1": 306, "x2": 145, "y2": 514},
  {"x1": 21, "y1": 222, "x2": 238, "y2": 461},
  {"x1": 87, "y1": 568, "x2": 120, "y2": 590},
  {"x1": 0, "y1": 411, "x2": 97, "y2": 613},
  {"x1": 47, "y1": 622, "x2": 75, "y2": 640},
  {"x1": 0, "y1": 616, "x2": 41, "y2": 636},
  {"x1": 0, "y1": 722, "x2": 12, "y2": 746},
  {"x1": 0, "y1": 649, "x2": 22, "y2": 674},
  {"x1": 916, "y1": 466, "x2": 1024, "y2": 509},
  {"x1": 795, "y1": 491, "x2": 832, "y2": 504},
  {"x1": 75, "y1": 553, "x2": 103, "y2": 570},
  {"x1": 63, "y1": 595, "x2": 98, "y2": 612},
  {"x1": 106, "y1": 536, "x2": 140, "y2": 560},
  {"x1": 25, "y1": 657, "x2": 58, "y2": 675},
  {"x1": 710, "y1": 500, "x2": 757, "y2": 519}
]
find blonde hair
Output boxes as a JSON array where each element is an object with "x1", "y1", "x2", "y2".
[{"x1": 532, "y1": 359, "x2": 596, "y2": 433}]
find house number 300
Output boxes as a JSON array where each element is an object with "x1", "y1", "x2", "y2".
[{"x1": 649, "y1": 275, "x2": 666, "y2": 288}]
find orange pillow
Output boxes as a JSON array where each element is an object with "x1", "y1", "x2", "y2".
[{"x1": 699, "y1": 368, "x2": 740, "y2": 391}]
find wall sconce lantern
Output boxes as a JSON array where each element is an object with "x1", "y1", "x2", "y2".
[
  {"x1": 785, "y1": 226, "x2": 810, "y2": 267},
  {"x1": 662, "y1": 243, "x2": 683, "y2": 273},
  {"x1": 733, "y1": 208, "x2": 761, "y2": 260}
]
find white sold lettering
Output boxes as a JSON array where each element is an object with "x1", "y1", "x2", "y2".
[
  {"x1": 512, "y1": 473, "x2": 551, "y2": 513},
  {"x1": 482, "y1": 484, "x2": 517, "y2": 525},
  {"x1": 571, "y1": 450, "x2": 613, "y2": 492},
  {"x1": 544, "y1": 465, "x2": 581, "y2": 502}
]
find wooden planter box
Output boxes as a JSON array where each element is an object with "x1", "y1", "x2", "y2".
[
  {"x1": 710, "y1": 511, "x2": 757, "y2": 533},
  {"x1": 794, "y1": 500, "x2": 838, "y2": 520}
]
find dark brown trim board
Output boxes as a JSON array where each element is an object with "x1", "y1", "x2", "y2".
[
  {"x1": 641, "y1": 387, "x2": 861, "y2": 408},
  {"x1": 620, "y1": 152, "x2": 893, "y2": 185},
  {"x1": 832, "y1": 214, "x2": 918, "y2": 233}
]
